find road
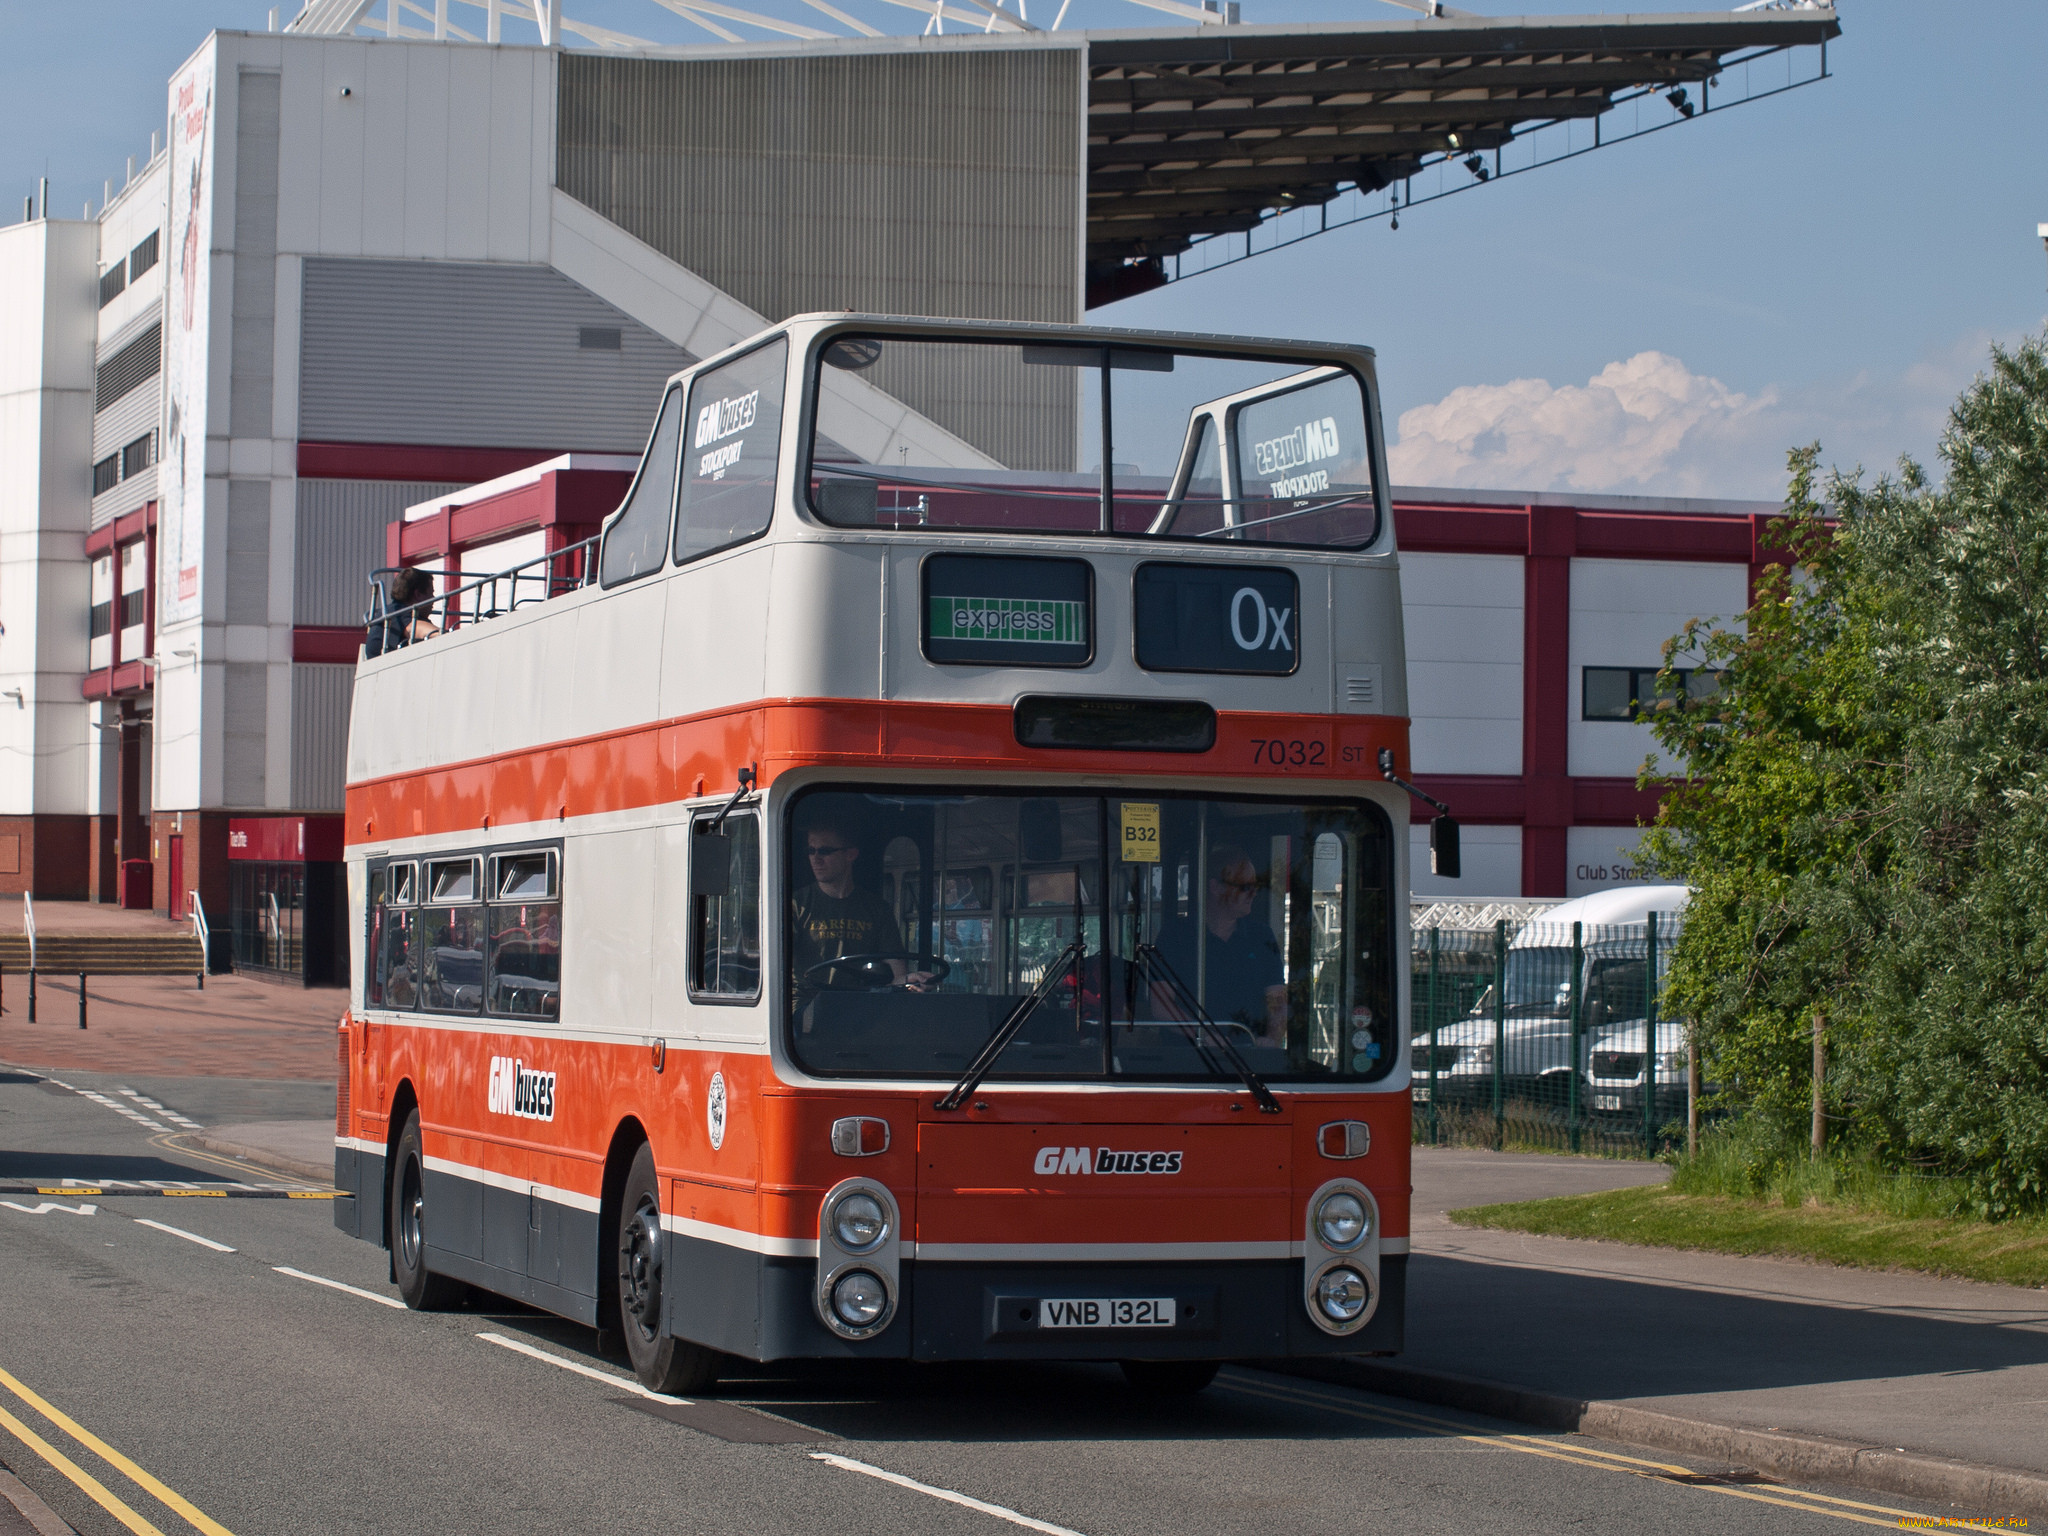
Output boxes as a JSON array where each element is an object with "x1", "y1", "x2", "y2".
[{"x1": 0, "y1": 1066, "x2": 1975, "y2": 1536}]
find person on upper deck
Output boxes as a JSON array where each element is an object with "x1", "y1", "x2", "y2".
[
  {"x1": 365, "y1": 567, "x2": 440, "y2": 657},
  {"x1": 1151, "y1": 844, "x2": 1288, "y2": 1045}
]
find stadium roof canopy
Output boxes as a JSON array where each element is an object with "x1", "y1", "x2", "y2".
[
  {"x1": 287, "y1": 2, "x2": 1839, "y2": 307},
  {"x1": 1082, "y1": 9, "x2": 1839, "y2": 301}
]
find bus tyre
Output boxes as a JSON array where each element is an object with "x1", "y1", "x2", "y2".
[
  {"x1": 391, "y1": 1111, "x2": 463, "y2": 1311},
  {"x1": 1120, "y1": 1360, "x2": 1219, "y2": 1395},
  {"x1": 616, "y1": 1142, "x2": 721, "y2": 1396}
]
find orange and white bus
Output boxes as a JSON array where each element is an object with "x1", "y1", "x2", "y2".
[{"x1": 334, "y1": 313, "x2": 1438, "y2": 1395}]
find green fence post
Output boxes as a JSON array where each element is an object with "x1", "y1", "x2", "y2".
[
  {"x1": 1492, "y1": 918, "x2": 1507, "y2": 1147},
  {"x1": 1644, "y1": 911, "x2": 1660, "y2": 1155},
  {"x1": 1569, "y1": 920, "x2": 1583, "y2": 1155},
  {"x1": 1427, "y1": 926, "x2": 1441, "y2": 1146}
]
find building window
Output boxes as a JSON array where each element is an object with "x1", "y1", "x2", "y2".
[
  {"x1": 119, "y1": 588, "x2": 145, "y2": 630},
  {"x1": 98, "y1": 264, "x2": 126, "y2": 308},
  {"x1": 129, "y1": 230, "x2": 159, "y2": 281},
  {"x1": 89, "y1": 598, "x2": 113, "y2": 640},
  {"x1": 91, "y1": 455, "x2": 120, "y2": 496},
  {"x1": 120, "y1": 432, "x2": 154, "y2": 479},
  {"x1": 1582, "y1": 665, "x2": 1722, "y2": 721}
]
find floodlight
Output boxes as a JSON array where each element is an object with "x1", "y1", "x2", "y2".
[{"x1": 1666, "y1": 88, "x2": 1695, "y2": 118}]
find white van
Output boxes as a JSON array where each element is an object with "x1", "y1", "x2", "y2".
[{"x1": 1412, "y1": 884, "x2": 1687, "y2": 1111}]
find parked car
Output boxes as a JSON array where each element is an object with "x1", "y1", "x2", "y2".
[{"x1": 1411, "y1": 884, "x2": 1688, "y2": 1110}]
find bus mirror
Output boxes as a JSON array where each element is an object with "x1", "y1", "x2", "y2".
[
  {"x1": 691, "y1": 830, "x2": 732, "y2": 897},
  {"x1": 1430, "y1": 816, "x2": 1461, "y2": 879},
  {"x1": 1019, "y1": 798, "x2": 1063, "y2": 864}
]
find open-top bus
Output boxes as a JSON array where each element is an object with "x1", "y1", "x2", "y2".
[{"x1": 334, "y1": 313, "x2": 1430, "y2": 1394}]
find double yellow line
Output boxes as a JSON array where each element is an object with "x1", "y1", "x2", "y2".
[
  {"x1": 0, "y1": 1363, "x2": 235, "y2": 1536},
  {"x1": 1219, "y1": 1373, "x2": 1990, "y2": 1531}
]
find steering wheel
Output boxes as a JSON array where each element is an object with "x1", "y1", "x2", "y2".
[{"x1": 802, "y1": 952, "x2": 953, "y2": 990}]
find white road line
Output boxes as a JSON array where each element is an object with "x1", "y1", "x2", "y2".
[
  {"x1": 0, "y1": 1202, "x2": 95, "y2": 1217},
  {"x1": 810, "y1": 1453, "x2": 1090, "y2": 1536},
  {"x1": 133, "y1": 1218, "x2": 234, "y2": 1253},
  {"x1": 272, "y1": 1265, "x2": 406, "y2": 1309},
  {"x1": 116, "y1": 1089, "x2": 204, "y2": 1131},
  {"x1": 474, "y1": 1331, "x2": 690, "y2": 1405}
]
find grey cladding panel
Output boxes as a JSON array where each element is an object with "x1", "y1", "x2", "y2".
[
  {"x1": 224, "y1": 662, "x2": 268, "y2": 808},
  {"x1": 230, "y1": 72, "x2": 282, "y2": 442},
  {"x1": 558, "y1": 50, "x2": 1080, "y2": 329},
  {"x1": 292, "y1": 664, "x2": 354, "y2": 812},
  {"x1": 299, "y1": 261, "x2": 691, "y2": 452},
  {"x1": 295, "y1": 479, "x2": 465, "y2": 627}
]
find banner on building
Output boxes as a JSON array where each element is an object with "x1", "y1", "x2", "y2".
[{"x1": 161, "y1": 51, "x2": 214, "y2": 629}]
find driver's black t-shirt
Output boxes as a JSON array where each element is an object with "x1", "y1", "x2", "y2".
[{"x1": 790, "y1": 885, "x2": 903, "y2": 984}]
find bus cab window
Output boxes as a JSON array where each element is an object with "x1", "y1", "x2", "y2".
[
  {"x1": 691, "y1": 814, "x2": 761, "y2": 999},
  {"x1": 599, "y1": 386, "x2": 684, "y2": 588},
  {"x1": 487, "y1": 851, "x2": 560, "y2": 1019},
  {"x1": 422, "y1": 857, "x2": 483, "y2": 1014},
  {"x1": 675, "y1": 338, "x2": 787, "y2": 566}
]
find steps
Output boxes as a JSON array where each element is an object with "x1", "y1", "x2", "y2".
[{"x1": 0, "y1": 932, "x2": 205, "y2": 977}]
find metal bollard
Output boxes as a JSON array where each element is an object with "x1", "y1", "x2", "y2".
[
  {"x1": 28, "y1": 971, "x2": 35, "y2": 1023},
  {"x1": 77, "y1": 974, "x2": 87, "y2": 1031}
]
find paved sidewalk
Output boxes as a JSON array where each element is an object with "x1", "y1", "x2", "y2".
[
  {"x1": 0, "y1": 970, "x2": 342, "y2": 1079},
  {"x1": 1397, "y1": 1145, "x2": 2048, "y2": 1485}
]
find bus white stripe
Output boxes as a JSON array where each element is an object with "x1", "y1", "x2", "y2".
[
  {"x1": 420, "y1": 1155, "x2": 603, "y2": 1214},
  {"x1": 660, "y1": 1213, "x2": 817, "y2": 1258}
]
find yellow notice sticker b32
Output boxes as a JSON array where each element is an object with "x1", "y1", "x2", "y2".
[{"x1": 1120, "y1": 802, "x2": 1161, "y2": 863}]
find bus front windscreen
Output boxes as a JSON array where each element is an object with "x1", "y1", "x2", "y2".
[
  {"x1": 806, "y1": 336, "x2": 1380, "y2": 549},
  {"x1": 786, "y1": 786, "x2": 1397, "y2": 1084}
]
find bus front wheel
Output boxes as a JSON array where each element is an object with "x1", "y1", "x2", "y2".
[
  {"x1": 615, "y1": 1142, "x2": 722, "y2": 1396},
  {"x1": 391, "y1": 1110, "x2": 464, "y2": 1311}
]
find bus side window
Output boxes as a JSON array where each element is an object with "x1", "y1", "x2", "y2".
[
  {"x1": 486, "y1": 851, "x2": 561, "y2": 1020},
  {"x1": 599, "y1": 385, "x2": 684, "y2": 588},
  {"x1": 421, "y1": 856, "x2": 483, "y2": 1014},
  {"x1": 690, "y1": 814, "x2": 761, "y2": 1000},
  {"x1": 675, "y1": 337, "x2": 787, "y2": 567},
  {"x1": 370, "y1": 860, "x2": 418, "y2": 1010}
]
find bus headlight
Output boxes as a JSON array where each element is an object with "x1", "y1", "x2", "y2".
[
  {"x1": 1315, "y1": 1267, "x2": 1369, "y2": 1324},
  {"x1": 829, "y1": 1190, "x2": 889, "y2": 1254},
  {"x1": 1313, "y1": 1191, "x2": 1368, "y2": 1251},
  {"x1": 831, "y1": 1270, "x2": 888, "y2": 1329}
]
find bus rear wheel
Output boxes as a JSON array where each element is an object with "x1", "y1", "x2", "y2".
[
  {"x1": 390, "y1": 1110, "x2": 464, "y2": 1311},
  {"x1": 1120, "y1": 1360, "x2": 1219, "y2": 1394},
  {"x1": 615, "y1": 1142, "x2": 722, "y2": 1396}
]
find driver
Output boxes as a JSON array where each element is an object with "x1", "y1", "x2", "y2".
[{"x1": 790, "y1": 819, "x2": 933, "y2": 991}]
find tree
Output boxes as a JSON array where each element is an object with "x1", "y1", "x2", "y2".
[{"x1": 1642, "y1": 338, "x2": 2048, "y2": 1213}]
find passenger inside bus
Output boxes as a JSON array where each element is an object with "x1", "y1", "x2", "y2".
[{"x1": 1148, "y1": 844, "x2": 1288, "y2": 1044}]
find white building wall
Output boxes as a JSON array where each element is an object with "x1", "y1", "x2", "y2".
[
  {"x1": 1410, "y1": 823, "x2": 1520, "y2": 901},
  {"x1": 0, "y1": 217, "x2": 98, "y2": 817},
  {"x1": 1566, "y1": 556, "x2": 1748, "y2": 779},
  {"x1": 1400, "y1": 551, "x2": 1522, "y2": 777}
]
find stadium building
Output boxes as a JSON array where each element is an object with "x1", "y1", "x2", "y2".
[{"x1": 0, "y1": 3, "x2": 1837, "y2": 978}]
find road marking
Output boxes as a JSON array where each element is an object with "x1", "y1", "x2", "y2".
[
  {"x1": 810, "y1": 1453, "x2": 1089, "y2": 1536},
  {"x1": 474, "y1": 1331, "x2": 689, "y2": 1404},
  {"x1": 0, "y1": 1183, "x2": 330, "y2": 1200},
  {"x1": 50, "y1": 1083, "x2": 169, "y2": 1133},
  {"x1": 272, "y1": 1265, "x2": 406, "y2": 1309},
  {"x1": 0, "y1": 1363, "x2": 238, "y2": 1536},
  {"x1": 115, "y1": 1089, "x2": 203, "y2": 1131},
  {"x1": 133, "y1": 1218, "x2": 235, "y2": 1253},
  {"x1": 0, "y1": 1400, "x2": 169, "y2": 1536},
  {"x1": 0, "y1": 1201, "x2": 95, "y2": 1217},
  {"x1": 1219, "y1": 1375, "x2": 1917, "y2": 1529}
]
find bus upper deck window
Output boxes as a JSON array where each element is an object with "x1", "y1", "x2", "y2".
[
  {"x1": 675, "y1": 337, "x2": 787, "y2": 567},
  {"x1": 1228, "y1": 372, "x2": 1376, "y2": 546},
  {"x1": 599, "y1": 386, "x2": 684, "y2": 588}
]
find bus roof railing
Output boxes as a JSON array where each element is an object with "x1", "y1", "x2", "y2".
[{"x1": 364, "y1": 535, "x2": 598, "y2": 659}]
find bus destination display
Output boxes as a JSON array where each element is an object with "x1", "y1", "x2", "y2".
[
  {"x1": 1133, "y1": 562, "x2": 1300, "y2": 675},
  {"x1": 922, "y1": 553, "x2": 1092, "y2": 666}
]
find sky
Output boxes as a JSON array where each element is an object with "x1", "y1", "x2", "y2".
[{"x1": 4, "y1": 0, "x2": 2043, "y2": 502}]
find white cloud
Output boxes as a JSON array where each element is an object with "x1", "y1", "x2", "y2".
[
  {"x1": 1386, "y1": 351, "x2": 1779, "y2": 498},
  {"x1": 1385, "y1": 331, "x2": 2033, "y2": 503}
]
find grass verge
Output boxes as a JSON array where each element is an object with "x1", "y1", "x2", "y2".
[{"x1": 1450, "y1": 1184, "x2": 2048, "y2": 1289}]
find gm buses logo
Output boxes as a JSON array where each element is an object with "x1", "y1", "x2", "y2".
[
  {"x1": 694, "y1": 389, "x2": 759, "y2": 482},
  {"x1": 487, "y1": 1057, "x2": 555, "y2": 1123},
  {"x1": 1033, "y1": 1146, "x2": 1183, "y2": 1176},
  {"x1": 1252, "y1": 415, "x2": 1343, "y2": 501}
]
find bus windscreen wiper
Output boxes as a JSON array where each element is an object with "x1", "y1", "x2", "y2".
[
  {"x1": 1133, "y1": 944, "x2": 1282, "y2": 1114},
  {"x1": 933, "y1": 934, "x2": 1084, "y2": 1112}
]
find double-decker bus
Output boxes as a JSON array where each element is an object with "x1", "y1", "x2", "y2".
[{"x1": 334, "y1": 313, "x2": 1435, "y2": 1395}]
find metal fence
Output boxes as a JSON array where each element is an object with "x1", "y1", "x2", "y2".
[{"x1": 1411, "y1": 916, "x2": 1685, "y2": 1157}]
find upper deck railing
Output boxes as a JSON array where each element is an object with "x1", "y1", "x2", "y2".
[{"x1": 363, "y1": 536, "x2": 598, "y2": 658}]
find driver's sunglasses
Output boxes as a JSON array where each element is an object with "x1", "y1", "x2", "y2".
[
  {"x1": 807, "y1": 844, "x2": 853, "y2": 858},
  {"x1": 1212, "y1": 875, "x2": 1261, "y2": 895}
]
